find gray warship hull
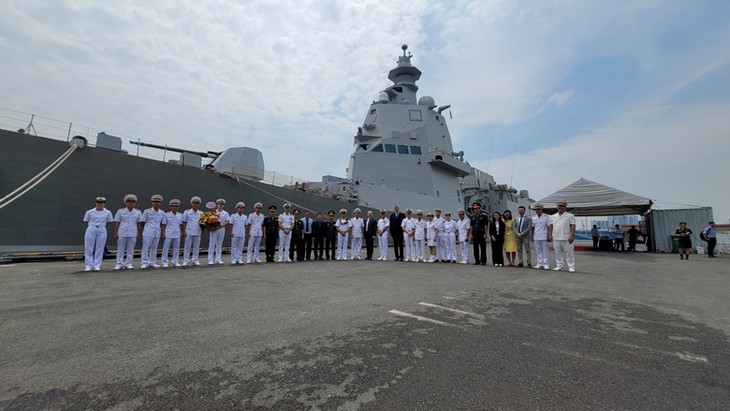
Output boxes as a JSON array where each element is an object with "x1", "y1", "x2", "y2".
[{"x1": 0, "y1": 129, "x2": 353, "y2": 255}]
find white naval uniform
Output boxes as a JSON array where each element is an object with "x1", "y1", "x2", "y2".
[
  {"x1": 350, "y1": 217, "x2": 364, "y2": 260},
  {"x1": 114, "y1": 207, "x2": 141, "y2": 268},
  {"x1": 140, "y1": 207, "x2": 165, "y2": 267},
  {"x1": 550, "y1": 211, "x2": 576, "y2": 270},
  {"x1": 83, "y1": 208, "x2": 113, "y2": 270},
  {"x1": 532, "y1": 214, "x2": 550, "y2": 269},
  {"x1": 434, "y1": 216, "x2": 446, "y2": 260},
  {"x1": 442, "y1": 219, "x2": 457, "y2": 262},
  {"x1": 414, "y1": 219, "x2": 426, "y2": 261},
  {"x1": 206, "y1": 210, "x2": 228, "y2": 264},
  {"x1": 402, "y1": 217, "x2": 416, "y2": 261},
  {"x1": 182, "y1": 208, "x2": 203, "y2": 265},
  {"x1": 230, "y1": 212, "x2": 248, "y2": 264},
  {"x1": 456, "y1": 217, "x2": 471, "y2": 263},
  {"x1": 162, "y1": 211, "x2": 183, "y2": 266},
  {"x1": 208, "y1": 210, "x2": 229, "y2": 264},
  {"x1": 336, "y1": 218, "x2": 352, "y2": 260},
  {"x1": 377, "y1": 217, "x2": 390, "y2": 260},
  {"x1": 278, "y1": 212, "x2": 294, "y2": 261},
  {"x1": 426, "y1": 221, "x2": 438, "y2": 247},
  {"x1": 246, "y1": 211, "x2": 265, "y2": 263}
]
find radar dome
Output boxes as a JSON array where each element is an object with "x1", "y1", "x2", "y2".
[
  {"x1": 418, "y1": 96, "x2": 437, "y2": 109},
  {"x1": 378, "y1": 92, "x2": 389, "y2": 102}
]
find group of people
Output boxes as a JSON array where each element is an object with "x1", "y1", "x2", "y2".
[
  {"x1": 675, "y1": 221, "x2": 719, "y2": 259},
  {"x1": 83, "y1": 195, "x2": 578, "y2": 273}
]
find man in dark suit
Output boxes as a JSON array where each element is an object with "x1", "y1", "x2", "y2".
[
  {"x1": 363, "y1": 210, "x2": 377, "y2": 260},
  {"x1": 312, "y1": 212, "x2": 327, "y2": 260},
  {"x1": 389, "y1": 204, "x2": 406, "y2": 261},
  {"x1": 302, "y1": 210, "x2": 314, "y2": 260}
]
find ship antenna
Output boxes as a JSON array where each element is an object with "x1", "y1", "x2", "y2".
[
  {"x1": 485, "y1": 136, "x2": 493, "y2": 175},
  {"x1": 509, "y1": 146, "x2": 517, "y2": 187}
]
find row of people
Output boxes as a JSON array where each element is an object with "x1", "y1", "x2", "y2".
[{"x1": 83, "y1": 196, "x2": 577, "y2": 272}]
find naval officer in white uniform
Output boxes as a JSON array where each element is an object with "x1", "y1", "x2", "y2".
[
  {"x1": 82, "y1": 196, "x2": 113, "y2": 271},
  {"x1": 376, "y1": 209, "x2": 390, "y2": 261},
  {"x1": 181, "y1": 196, "x2": 203, "y2": 266},
  {"x1": 208, "y1": 198, "x2": 229, "y2": 265},
  {"x1": 277, "y1": 203, "x2": 294, "y2": 262},
  {"x1": 229, "y1": 201, "x2": 248, "y2": 264},
  {"x1": 246, "y1": 202, "x2": 265, "y2": 263},
  {"x1": 139, "y1": 194, "x2": 165, "y2": 268},
  {"x1": 161, "y1": 199, "x2": 183, "y2": 267},
  {"x1": 113, "y1": 194, "x2": 141, "y2": 270}
]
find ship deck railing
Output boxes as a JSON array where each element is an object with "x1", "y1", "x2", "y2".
[{"x1": 0, "y1": 106, "x2": 325, "y2": 191}]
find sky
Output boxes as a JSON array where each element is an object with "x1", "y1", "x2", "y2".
[{"x1": 1, "y1": 1, "x2": 729, "y2": 223}]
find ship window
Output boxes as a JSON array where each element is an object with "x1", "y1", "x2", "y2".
[
  {"x1": 409, "y1": 110, "x2": 422, "y2": 121},
  {"x1": 371, "y1": 144, "x2": 383, "y2": 152},
  {"x1": 435, "y1": 155, "x2": 443, "y2": 160},
  {"x1": 385, "y1": 144, "x2": 396, "y2": 153},
  {"x1": 358, "y1": 144, "x2": 369, "y2": 151},
  {"x1": 397, "y1": 145, "x2": 409, "y2": 154},
  {"x1": 410, "y1": 146, "x2": 421, "y2": 155},
  {"x1": 436, "y1": 190, "x2": 440, "y2": 197},
  {"x1": 370, "y1": 109, "x2": 376, "y2": 114}
]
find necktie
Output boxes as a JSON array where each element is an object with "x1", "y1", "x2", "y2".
[
  {"x1": 306, "y1": 218, "x2": 310, "y2": 232},
  {"x1": 519, "y1": 217, "x2": 523, "y2": 231}
]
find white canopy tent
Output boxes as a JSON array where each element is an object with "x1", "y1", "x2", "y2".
[{"x1": 537, "y1": 178, "x2": 653, "y2": 216}]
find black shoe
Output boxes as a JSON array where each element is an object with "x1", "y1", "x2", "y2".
[
  {"x1": 481, "y1": 262, "x2": 486, "y2": 266},
  {"x1": 473, "y1": 262, "x2": 480, "y2": 266},
  {"x1": 517, "y1": 263, "x2": 523, "y2": 267}
]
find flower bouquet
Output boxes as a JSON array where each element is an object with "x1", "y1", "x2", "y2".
[{"x1": 199, "y1": 211, "x2": 221, "y2": 231}]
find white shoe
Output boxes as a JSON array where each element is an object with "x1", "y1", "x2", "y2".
[
  {"x1": 173, "y1": 263, "x2": 181, "y2": 267},
  {"x1": 568, "y1": 268, "x2": 576, "y2": 273},
  {"x1": 216, "y1": 261, "x2": 224, "y2": 265},
  {"x1": 553, "y1": 267, "x2": 562, "y2": 271},
  {"x1": 140, "y1": 264, "x2": 148, "y2": 269},
  {"x1": 126, "y1": 264, "x2": 134, "y2": 270},
  {"x1": 152, "y1": 264, "x2": 160, "y2": 268},
  {"x1": 255, "y1": 259, "x2": 262, "y2": 263},
  {"x1": 93, "y1": 267, "x2": 101, "y2": 271},
  {"x1": 162, "y1": 263, "x2": 169, "y2": 268},
  {"x1": 182, "y1": 262, "x2": 189, "y2": 267},
  {"x1": 286, "y1": 258, "x2": 292, "y2": 262},
  {"x1": 84, "y1": 267, "x2": 91, "y2": 272},
  {"x1": 246, "y1": 260, "x2": 251, "y2": 264},
  {"x1": 114, "y1": 265, "x2": 122, "y2": 271},
  {"x1": 534, "y1": 265, "x2": 541, "y2": 269},
  {"x1": 543, "y1": 266, "x2": 550, "y2": 270},
  {"x1": 193, "y1": 261, "x2": 201, "y2": 266}
]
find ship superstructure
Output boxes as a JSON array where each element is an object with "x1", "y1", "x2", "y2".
[{"x1": 343, "y1": 45, "x2": 532, "y2": 213}]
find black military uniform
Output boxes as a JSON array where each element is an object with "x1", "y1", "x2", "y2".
[
  {"x1": 325, "y1": 212, "x2": 338, "y2": 260},
  {"x1": 470, "y1": 205, "x2": 489, "y2": 265},
  {"x1": 263, "y1": 206, "x2": 279, "y2": 262}
]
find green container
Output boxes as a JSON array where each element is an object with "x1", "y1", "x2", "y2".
[{"x1": 671, "y1": 236, "x2": 679, "y2": 253}]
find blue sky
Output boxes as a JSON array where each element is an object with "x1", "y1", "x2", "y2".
[{"x1": 1, "y1": 1, "x2": 729, "y2": 222}]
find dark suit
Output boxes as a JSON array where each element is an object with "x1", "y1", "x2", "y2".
[
  {"x1": 312, "y1": 219, "x2": 327, "y2": 260},
  {"x1": 302, "y1": 216, "x2": 314, "y2": 260},
  {"x1": 364, "y1": 217, "x2": 377, "y2": 259},
  {"x1": 389, "y1": 211, "x2": 405, "y2": 261},
  {"x1": 489, "y1": 219, "x2": 505, "y2": 265}
]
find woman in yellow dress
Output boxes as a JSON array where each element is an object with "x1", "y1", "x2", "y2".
[{"x1": 503, "y1": 209, "x2": 518, "y2": 266}]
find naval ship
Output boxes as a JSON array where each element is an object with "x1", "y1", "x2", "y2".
[
  {"x1": 0, "y1": 45, "x2": 532, "y2": 256},
  {"x1": 315, "y1": 45, "x2": 533, "y2": 215}
]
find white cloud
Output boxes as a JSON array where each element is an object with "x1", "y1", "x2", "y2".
[
  {"x1": 1, "y1": 0, "x2": 728, "y2": 221},
  {"x1": 476, "y1": 101, "x2": 730, "y2": 222},
  {"x1": 547, "y1": 90, "x2": 574, "y2": 107}
]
